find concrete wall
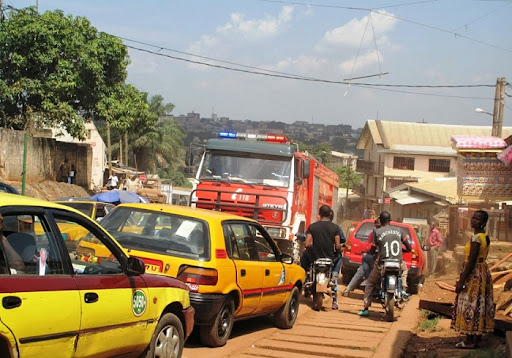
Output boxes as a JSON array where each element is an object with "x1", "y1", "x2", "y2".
[{"x1": 0, "y1": 129, "x2": 92, "y2": 187}]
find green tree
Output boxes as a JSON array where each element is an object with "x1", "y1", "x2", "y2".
[
  {"x1": 333, "y1": 165, "x2": 361, "y2": 218},
  {"x1": 298, "y1": 141, "x2": 333, "y2": 164},
  {"x1": 148, "y1": 95, "x2": 175, "y2": 117},
  {"x1": 334, "y1": 166, "x2": 361, "y2": 190},
  {"x1": 0, "y1": 7, "x2": 128, "y2": 139},
  {"x1": 132, "y1": 114, "x2": 186, "y2": 174},
  {"x1": 95, "y1": 84, "x2": 156, "y2": 171}
]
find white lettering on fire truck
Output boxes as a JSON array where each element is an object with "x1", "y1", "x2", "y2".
[{"x1": 263, "y1": 204, "x2": 284, "y2": 209}]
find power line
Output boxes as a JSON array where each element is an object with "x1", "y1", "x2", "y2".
[
  {"x1": 2, "y1": 4, "x2": 500, "y2": 98},
  {"x1": 452, "y1": 1, "x2": 512, "y2": 32},
  {"x1": 256, "y1": 0, "x2": 512, "y2": 53},
  {"x1": 125, "y1": 43, "x2": 495, "y2": 100},
  {"x1": 123, "y1": 38, "x2": 494, "y2": 89},
  {"x1": 119, "y1": 37, "x2": 317, "y2": 81}
]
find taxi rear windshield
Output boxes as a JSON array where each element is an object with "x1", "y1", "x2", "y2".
[
  {"x1": 355, "y1": 223, "x2": 413, "y2": 245},
  {"x1": 100, "y1": 207, "x2": 210, "y2": 260}
]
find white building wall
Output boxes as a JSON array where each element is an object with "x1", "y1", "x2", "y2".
[
  {"x1": 383, "y1": 154, "x2": 456, "y2": 180},
  {"x1": 52, "y1": 122, "x2": 106, "y2": 190}
]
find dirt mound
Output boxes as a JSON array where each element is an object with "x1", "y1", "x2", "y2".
[{"x1": 4, "y1": 180, "x2": 92, "y2": 201}]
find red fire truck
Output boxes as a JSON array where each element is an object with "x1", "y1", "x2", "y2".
[{"x1": 190, "y1": 131, "x2": 339, "y2": 260}]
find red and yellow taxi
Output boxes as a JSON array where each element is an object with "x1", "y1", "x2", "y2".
[
  {"x1": 0, "y1": 193, "x2": 194, "y2": 358},
  {"x1": 94, "y1": 203, "x2": 305, "y2": 347}
]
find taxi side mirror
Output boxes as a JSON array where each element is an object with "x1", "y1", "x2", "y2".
[
  {"x1": 281, "y1": 253, "x2": 293, "y2": 264},
  {"x1": 126, "y1": 256, "x2": 145, "y2": 276}
]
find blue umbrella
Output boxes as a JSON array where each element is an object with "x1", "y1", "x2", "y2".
[{"x1": 90, "y1": 189, "x2": 150, "y2": 204}]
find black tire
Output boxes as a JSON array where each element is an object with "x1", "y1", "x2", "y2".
[
  {"x1": 274, "y1": 286, "x2": 300, "y2": 329},
  {"x1": 303, "y1": 286, "x2": 312, "y2": 299},
  {"x1": 408, "y1": 275, "x2": 424, "y2": 295},
  {"x1": 199, "y1": 297, "x2": 235, "y2": 347},
  {"x1": 313, "y1": 292, "x2": 323, "y2": 311},
  {"x1": 145, "y1": 313, "x2": 184, "y2": 358},
  {"x1": 386, "y1": 293, "x2": 395, "y2": 322}
]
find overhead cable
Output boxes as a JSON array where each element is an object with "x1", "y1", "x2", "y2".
[
  {"x1": 256, "y1": 0, "x2": 512, "y2": 53},
  {"x1": 125, "y1": 44, "x2": 494, "y2": 100}
]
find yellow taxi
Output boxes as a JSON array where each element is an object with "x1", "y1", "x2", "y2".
[
  {"x1": 0, "y1": 193, "x2": 194, "y2": 358},
  {"x1": 54, "y1": 200, "x2": 116, "y2": 221},
  {"x1": 93, "y1": 203, "x2": 305, "y2": 347}
]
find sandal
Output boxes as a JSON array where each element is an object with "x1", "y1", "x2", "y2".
[{"x1": 455, "y1": 341, "x2": 475, "y2": 349}]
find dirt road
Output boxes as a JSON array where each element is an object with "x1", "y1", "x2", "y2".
[{"x1": 184, "y1": 288, "x2": 419, "y2": 358}]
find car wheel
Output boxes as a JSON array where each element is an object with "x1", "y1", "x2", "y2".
[
  {"x1": 145, "y1": 313, "x2": 184, "y2": 358},
  {"x1": 408, "y1": 275, "x2": 424, "y2": 295},
  {"x1": 274, "y1": 286, "x2": 300, "y2": 329},
  {"x1": 199, "y1": 297, "x2": 235, "y2": 347}
]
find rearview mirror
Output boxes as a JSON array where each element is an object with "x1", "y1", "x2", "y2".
[
  {"x1": 126, "y1": 257, "x2": 145, "y2": 276},
  {"x1": 421, "y1": 245, "x2": 430, "y2": 251},
  {"x1": 281, "y1": 253, "x2": 293, "y2": 264}
]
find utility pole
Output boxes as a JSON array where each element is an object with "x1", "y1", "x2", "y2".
[{"x1": 492, "y1": 77, "x2": 506, "y2": 138}]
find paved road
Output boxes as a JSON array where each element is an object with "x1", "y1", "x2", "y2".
[{"x1": 183, "y1": 287, "x2": 419, "y2": 358}]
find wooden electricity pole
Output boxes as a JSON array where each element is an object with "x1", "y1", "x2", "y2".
[{"x1": 492, "y1": 77, "x2": 506, "y2": 138}]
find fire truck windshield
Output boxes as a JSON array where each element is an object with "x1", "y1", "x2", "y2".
[{"x1": 199, "y1": 152, "x2": 291, "y2": 187}]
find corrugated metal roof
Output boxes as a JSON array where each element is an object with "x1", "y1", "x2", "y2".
[
  {"x1": 407, "y1": 179, "x2": 458, "y2": 204},
  {"x1": 389, "y1": 190, "x2": 431, "y2": 205},
  {"x1": 358, "y1": 120, "x2": 512, "y2": 150},
  {"x1": 381, "y1": 145, "x2": 455, "y2": 156}
]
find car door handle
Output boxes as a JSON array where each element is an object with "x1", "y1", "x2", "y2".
[
  {"x1": 240, "y1": 269, "x2": 246, "y2": 277},
  {"x1": 84, "y1": 292, "x2": 99, "y2": 304},
  {"x1": 265, "y1": 269, "x2": 270, "y2": 276},
  {"x1": 2, "y1": 296, "x2": 21, "y2": 309}
]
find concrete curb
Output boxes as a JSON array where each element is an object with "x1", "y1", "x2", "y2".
[{"x1": 373, "y1": 294, "x2": 420, "y2": 358}]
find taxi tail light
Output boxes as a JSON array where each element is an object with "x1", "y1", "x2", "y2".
[
  {"x1": 344, "y1": 242, "x2": 352, "y2": 255},
  {"x1": 178, "y1": 266, "x2": 218, "y2": 286},
  {"x1": 215, "y1": 249, "x2": 227, "y2": 259},
  {"x1": 411, "y1": 249, "x2": 419, "y2": 265}
]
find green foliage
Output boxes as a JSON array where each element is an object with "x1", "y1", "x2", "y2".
[
  {"x1": 158, "y1": 168, "x2": 192, "y2": 188},
  {"x1": 298, "y1": 141, "x2": 333, "y2": 164},
  {"x1": 132, "y1": 115, "x2": 186, "y2": 173},
  {"x1": 149, "y1": 95, "x2": 175, "y2": 118},
  {"x1": 333, "y1": 165, "x2": 361, "y2": 189},
  {"x1": 417, "y1": 310, "x2": 441, "y2": 332},
  {"x1": 0, "y1": 7, "x2": 128, "y2": 139},
  {"x1": 96, "y1": 84, "x2": 156, "y2": 133}
]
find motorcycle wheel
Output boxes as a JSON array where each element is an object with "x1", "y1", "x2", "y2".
[
  {"x1": 303, "y1": 286, "x2": 311, "y2": 299},
  {"x1": 386, "y1": 292, "x2": 395, "y2": 322},
  {"x1": 313, "y1": 292, "x2": 323, "y2": 311}
]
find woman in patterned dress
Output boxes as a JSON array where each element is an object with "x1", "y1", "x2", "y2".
[{"x1": 451, "y1": 210, "x2": 495, "y2": 349}]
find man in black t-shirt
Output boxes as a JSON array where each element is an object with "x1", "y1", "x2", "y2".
[
  {"x1": 357, "y1": 211, "x2": 411, "y2": 316},
  {"x1": 300, "y1": 205, "x2": 341, "y2": 309}
]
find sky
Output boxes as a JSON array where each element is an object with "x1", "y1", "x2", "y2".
[{"x1": 7, "y1": 0, "x2": 512, "y2": 130}]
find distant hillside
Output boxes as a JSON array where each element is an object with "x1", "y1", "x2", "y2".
[{"x1": 172, "y1": 115, "x2": 362, "y2": 155}]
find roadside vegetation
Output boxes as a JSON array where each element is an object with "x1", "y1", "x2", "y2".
[
  {"x1": 0, "y1": 6, "x2": 189, "y2": 187},
  {"x1": 417, "y1": 310, "x2": 442, "y2": 332}
]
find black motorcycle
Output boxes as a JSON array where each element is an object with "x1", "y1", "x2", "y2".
[
  {"x1": 303, "y1": 258, "x2": 335, "y2": 311},
  {"x1": 379, "y1": 258, "x2": 409, "y2": 322}
]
